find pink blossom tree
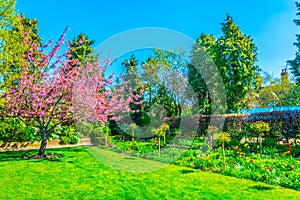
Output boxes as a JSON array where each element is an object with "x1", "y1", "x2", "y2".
[{"x1": 1, "y1": 27, "x2": 142, "y2": 157}]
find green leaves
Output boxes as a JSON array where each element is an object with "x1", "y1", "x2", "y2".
[
  {"x1": 67, "y1": 33, "x2": 97, "y2": 65},
  {"x1": 0, "y1": 12, "x2": 42, "y2": 91},
  {"x1": 256, "y1": 71, "x2": 299, "y2": 107},
  {"x1": 247, "y1": 121, "x2": 270, "y2": 137},
  {"x1": 288, "y1": 2, "x2": 300, "y2": 84},
  {"x1": 151, "y1": 123, "x2": 169, "y2": 137},
  {"x1": 193, "y1": 15, "x2": 259, "y2": 113}
]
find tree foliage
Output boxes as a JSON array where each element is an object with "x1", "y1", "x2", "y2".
[
  {"x1": 192, "y1": 15, "x2": 259, "y2": 113},
  {"x1": 257, "y1": 70, "x2": 299, "y2": 107},
  {"x1": 1, "y1": 27, "x2": 140, "y2": 157},
  {"x1": 121, "y1": 50, "x2": 190, "y2": 119},
  {"x1": 189, "y1": 34, "x2": 217, "y2": 114},
  {"x1": 0, "y1": 12, "x2": 42, "y2": 89},
  {"x1": 217, "y1": 15, "x2": 259, "y2": 112},
  {"x1": 288, "y1": 2, "x2": 300, "y2": 84},
  {"x1": 0, "y1": 0, "x2": 17, "y2": 33},
  {"x1": 151, "y1": 123, "x2": 169, "y2": 143},
  {"x1": 67, "y1": 33, "x2": 97, "y2": 66}
]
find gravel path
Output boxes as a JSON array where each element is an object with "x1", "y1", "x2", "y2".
[{"x1": 0, "y1": 138, "x2": 93, "y2": 152}]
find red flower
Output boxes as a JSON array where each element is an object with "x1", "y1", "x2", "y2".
[
  {"x1": 249, "y1": 159, "x2": 253, "y2": 162},
  {"x1": 288, "y1": 147, "x2": 293, "y2": 151},
  {"x1": 265, "y1": 166, "x2": 271, "y2": 171}
]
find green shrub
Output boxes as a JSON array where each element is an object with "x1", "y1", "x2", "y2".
[
  {"x1": 59, "y1": 136, "x2": 70, "y2": 145},
  {"x1": 265, "y1": 137, "x2": 278, "y2": 147},
  {"x1": 229, "y1": 137, "x2": 241, "y2": 147},
  {"x1": 90, "y1": 124, "x2": 110, "y2": 145},
  {"x1": 76, "y1": 121, "x2": 94, "y2": 137},
  {"x1": 69, "y1": 136, "x2": 79, "y2": 144},
  {"x1": 0, "y1": 117, "x2": 39, "y2": 142},
  {"x1": 57, "y1": 125, "x2": 80, "y2": 145}
]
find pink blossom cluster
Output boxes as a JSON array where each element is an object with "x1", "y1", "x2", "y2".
[
  {"x1": 2, "y1": 27, "x2": 143, "y2": 130},
  {"x1": 73, "y1": 59, "x2": 144, "y2": 125}
]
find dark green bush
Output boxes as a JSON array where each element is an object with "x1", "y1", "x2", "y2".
[
  {"x1": 57, "y1": 125, "x2": 80, "y2": 145},
  {"x1": 166, "y1": 111, "x2": 300, "y2": 142},
  {"x1": 59, "y1": 136, "x2": 70, "y2": 145},
  {"x1": 90, "y1": 126, "x2": 108, "y2": 145},
  {"x1": 0, "y1": 117, "x2": 39, "y2": 142},
  {"x1": 265, "y1": 137, "x2": 278, "y2": 147}
]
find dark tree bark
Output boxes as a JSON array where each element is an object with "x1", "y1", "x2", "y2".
[{"x1": 38, "y1": 128, "x2": 48, "y2": 157}]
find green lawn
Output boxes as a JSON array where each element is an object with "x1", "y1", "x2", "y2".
[{"x1": 0, "y1": 146, "x2": 300, "y2": 199}]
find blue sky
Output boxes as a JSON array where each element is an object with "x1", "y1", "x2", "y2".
[{"x1": 16, "y1": 0, "x2": 299, "y2": 78}]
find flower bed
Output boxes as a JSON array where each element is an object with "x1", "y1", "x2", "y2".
[
  {"x1": 103, "y1": 137, "x2": 300, "y2": 190},
  {"x1": 174, "y1": 148, "x2": 300, "y2": 190}
]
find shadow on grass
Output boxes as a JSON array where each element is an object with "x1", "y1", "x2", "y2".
[
  {"x1": 248, "y1": 185, "x2": 274, "y2": 191},
  {"x1": 28, "y1": 158, "x2": 64, "y2": 163},
  {"x1": 0, "y1": 146, "x2": 86, "y2": 162},
  {"x1": 47, "y1": 146, "x2": 86, "y2": 152},
  {"x1": 0, "y1": 150, "x2": 36, "y2": 162},
  {"x1": 123, "y1": 157, "x2": 136, "y2": 160},
  {"x1": 179, "y1": 169, "x2": 196, "y2": 174}
]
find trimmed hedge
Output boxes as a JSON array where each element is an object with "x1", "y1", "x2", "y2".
[{"x1": 165, "y1": 110, "x2": 300, "y2": 141}]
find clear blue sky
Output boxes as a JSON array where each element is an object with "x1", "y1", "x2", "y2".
[{"x1": 16, "y1": 0, "x2": 298, "y2": 78}]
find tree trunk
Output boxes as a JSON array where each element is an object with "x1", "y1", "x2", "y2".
[
  {"x1": 132, "y1": 129, "x2": 134, "y2": 141},
  {"x1": 38, "y1": 129, "x2": 48, "y2": 157},
  {"x1": 158, "y1": 137, "x2": 161, "y2": 157},
  {"x1": 222, "y1": 142, "x2": 226, "y2": 169},
  {"x1": 260, "y1": 137, "x2": 263, "y2": 157}
]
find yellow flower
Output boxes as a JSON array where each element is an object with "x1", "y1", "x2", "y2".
[{"x1": 217, "y1": 132, "x2": 231, "y2": 143}]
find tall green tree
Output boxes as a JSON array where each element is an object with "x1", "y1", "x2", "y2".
[
  {"x1": 192, "y1": 15, "x2": 259, "y2": 113},
  {"x1": 1, "y1": 0, "x2": 18, "y2": 87},
  {"x1": 121, "y1": 55, "x2": 147, "y2": 126},
  {"x1": 288, "y1": 2, "x2": 300, "y2": 84},
  {"x1": 189, "y1": 34, "x2": 217, "y2": 114},
  {"x1": 67, "y1": 33, "x2": 97, "y2": 66},
  {"x1": 1, "y1": 2, "x2": 42, "y2": 113},
  {"x1": 217, "y1": 15, "x2": 259, "y2": 112},
  {"x1": 0, "y1": 0, "x2": 17, "y2": 31},
  {"x1": 0, "y1": 12, "x2": 42, "y2": 89},
  {"x1": 120, "y1": 50, "x2": 189, "y2": 119},
  {"x1": 141, "y1": 50, "x2": 188, "y2": 117},
  {"x1": 121, "y1": 55, "x2": 141, "y2": 89}
]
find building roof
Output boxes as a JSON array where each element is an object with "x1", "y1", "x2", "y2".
[{"x1": 240, "y1": 106, "x2": 300, "y2": 114}]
